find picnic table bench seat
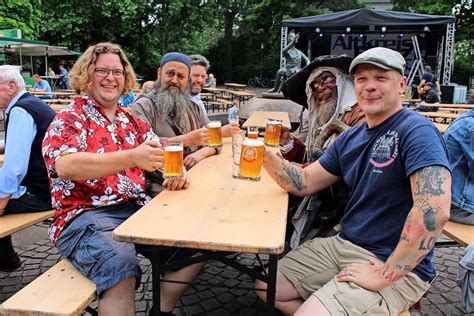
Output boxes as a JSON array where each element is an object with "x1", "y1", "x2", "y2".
[
  {"x1": 442, "y1": 220, "x2": 474, "y2": 247},
  {"x1": 0, "y1": 210, "x2": 55, "y2": 238},
  {"x1": 0, "y1": 259, "x2": 96, "y2": 316}
]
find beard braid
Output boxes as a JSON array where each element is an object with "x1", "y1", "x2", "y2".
[{"x1": 154, "y1": 84, "x2": 192, "y2": 133}]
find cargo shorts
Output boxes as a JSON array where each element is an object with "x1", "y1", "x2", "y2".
[
  {"x1": 56, "y1": 203, "x2": 194, "y2": 295},
  {"x1": 279, "y1": 235, "x2": 430, "y2": 315}
]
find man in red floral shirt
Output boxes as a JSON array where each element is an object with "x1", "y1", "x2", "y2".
[{"x1": 42, "y1": 42, "x2": 193, "y2": 315}]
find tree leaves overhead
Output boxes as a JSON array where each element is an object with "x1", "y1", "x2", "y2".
[
  {"x1": 0, "y1": 0, "x2": 41, "y2": 39},
  {"x1": 1, "y1": 0, "x2": 470, "y2": 84}
]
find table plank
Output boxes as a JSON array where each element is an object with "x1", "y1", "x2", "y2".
[
  {"x1": 0, "y1": 210, "x2": 55, "y2": 238},
  {"x1": 225, "y1": 83, "x2": 247, "y2": 90},
  {"x1": 114, "y1": 139, "x2": 288, "y2": 254},
  {"x1": 442, "y1": 221, "x2": 474, "y2": 247},
  {"x1": 0, "y1": 154, "x2": 4, "y2": 165},
  {"x1": 420, "y1": 103, "x2": 474, "y2": 109},
  {"x1": 242, "y1": 111, "x2": 291, "y2": 129}
]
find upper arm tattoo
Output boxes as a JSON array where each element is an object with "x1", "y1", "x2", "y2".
[
  {"x1": 412, "y1": 165, "x2": 450, "y2": 232},
  {"x1": 414, "y1": 166, "x2": 448, "y2": 196}
]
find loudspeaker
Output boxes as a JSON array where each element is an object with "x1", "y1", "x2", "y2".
[{"x1": 440, "y1": 85, "x2": 454, "y2": 103}]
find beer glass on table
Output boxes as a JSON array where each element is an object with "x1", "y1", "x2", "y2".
[
  {"x1": 239, "y1": 139, "x2": 265, "y2": 181},
  {"x1": 207, "y1": 121, "x2": 223, "y2": 148},
  {"x1": 263, "y1": 118, "x2": 282, "y2": 147},
  {"x1": 247, "y1": 126, "x2": 259, "y2": 139},
  {"x1": 161, "y1": 139, "x2": 184, "y2": 179}
]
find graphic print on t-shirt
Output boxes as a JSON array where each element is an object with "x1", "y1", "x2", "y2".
[{"x1": 370, "y1": 130, "x2": 399, "y2": 169}]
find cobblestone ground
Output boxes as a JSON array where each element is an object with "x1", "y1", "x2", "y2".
[{"x1": 0, "y1": 222, "x2": 472, "y2": 315}]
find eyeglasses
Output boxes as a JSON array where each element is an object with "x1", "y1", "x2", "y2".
[{"x1": 94, "y1": 68, "x2": 125, "y2": 78}]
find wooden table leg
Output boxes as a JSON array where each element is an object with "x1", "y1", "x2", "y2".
[
  {"x1": 266, "y1": 254, "x2": 278, "y2": 315},
  {"x1": 152, "y1": 247, "x2": 161, "y2": 316}
]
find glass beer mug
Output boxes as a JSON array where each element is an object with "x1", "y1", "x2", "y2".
[
  {"x1": 263, "y1": 118, "x2": 282, "y2": 147},
  {"x1": 162, "y1": 140, "x2": 184, "y2": 179},
  {"x1": 247, "y1": 126, "x2": 259, "y2": 139},
  {"x1": 207, "y1": 121, "x2": 223, "y2": 148},
  {"x1": 239, "y1": 139, "x2": 264, "y2": 181}
]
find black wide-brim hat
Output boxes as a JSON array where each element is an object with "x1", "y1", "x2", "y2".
[{"x1": 281, "y1": 55, "x2": 354, "y2": 108}]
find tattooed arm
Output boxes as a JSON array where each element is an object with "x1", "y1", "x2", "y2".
[
  {"x1": 262, "y1": 148, "x2": 340, "y2": 196},
  {"x1": 337, "y1": 165, "x2": 451, "y2": 291}
]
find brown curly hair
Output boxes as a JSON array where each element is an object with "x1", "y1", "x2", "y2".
[{"x1": 69, "y1": 42, "x2": 137, "y2": 95}]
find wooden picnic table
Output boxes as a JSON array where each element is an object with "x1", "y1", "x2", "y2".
[
  {"x1": 420, "y1": 103, "x2": 474, "y2": 109},
  {"x1": 33, "y1": 91, "x2": 76, "y2": 98},
  {"x1": 438, "y1": 107, "x2": 468, "y2": 113},
  {"x1": 44, "y1": 98, "x2": 74, "y2": 104},
  {"x1": 113, "y1": 138, "x2": 288, "y2": 315},
  {"x1": 224, "y1": 82, "x2": 247, "y2": 90},
  {"x1": 242, "y1": 111, "x2": 291, "y2": 129},
  {"x1": 419, "y1": 111, "x2": 460, "y2": 124},
  {"x1": 203, "y1": 87, "x2": 227, "y2": 94},
  {"x1": 402, "y1": 99, "x2": 421, "y2": 106}
]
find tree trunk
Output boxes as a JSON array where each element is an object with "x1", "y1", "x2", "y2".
[{"x1": 223, "y1": 8, "x2": 236, "y2": 81}]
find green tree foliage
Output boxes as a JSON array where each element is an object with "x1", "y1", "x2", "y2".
[
  {"x1": 391, "y1": 0, "x2": 472, "y2": 85},
  {"x1": 0, "y1": 0, "x2": 41, "y2": 39}
]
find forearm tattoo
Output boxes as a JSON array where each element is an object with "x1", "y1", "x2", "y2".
[
  {"x1": 274, "y1": 153, "x2": 306, "y2": 191},
  {"x1": 386, "y1": 166, "x2": 450, "y2": 280}
]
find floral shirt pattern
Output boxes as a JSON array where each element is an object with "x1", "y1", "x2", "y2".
[{"x1": 43, "y1": 95, "x2": 154, "y2": 244}]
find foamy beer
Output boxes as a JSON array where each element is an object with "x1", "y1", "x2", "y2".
[
  {"x1": 207, "y1": 121, "x2": 223, "y2": 148},
  {"x1": 264, "y1": 118, "x2": 282, "y2": 147},
  {"x1": 239, "y1": 139, "x2": 265, "y2": 181},
  {"x1": 163, "y1": 142, "x2": 184, "y2": 179},
  {"x1": 247, "y1": 126, "x2": 259, "y2": 139}
]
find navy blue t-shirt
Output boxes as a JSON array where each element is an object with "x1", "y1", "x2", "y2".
[{"x1": 319, "y1": 108, "x2": 450, "y2": 282}]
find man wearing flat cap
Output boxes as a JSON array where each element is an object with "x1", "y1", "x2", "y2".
[
  {"x1": 133, "y1": 52, "x2": 239, "y2": 195},
  {"x1": 280, "y1": 55, "x2": 366, "y2": 249},
  {"x1": 256, "y1": 47, "x2": 452, "y2": 315}
]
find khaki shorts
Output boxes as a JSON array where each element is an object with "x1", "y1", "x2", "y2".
[{"x1": 279, "y1": 236, "x2": 430, "y2": 315}]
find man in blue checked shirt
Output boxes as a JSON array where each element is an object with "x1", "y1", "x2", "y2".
[{"x1": 0, "y1": 65, "x2": 56, "y2": 270}]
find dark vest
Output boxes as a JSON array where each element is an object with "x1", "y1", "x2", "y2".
[{"x1": 5, "y1": 92, "x2": 56, "y2": 200}]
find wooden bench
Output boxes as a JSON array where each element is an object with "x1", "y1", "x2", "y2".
[
  {"x1": 216, "y1": 98, "x2": 234, "y2": 110},
  {"x1": 0, "y1": 210, "x2": 55, "y2": 238},
  {"x1": 0, "y1": 259, "x2": 97, "y2": 315},
  {"x1": 438, "y1": 107, "x2": 468, "y2": 114},
  {"x1": 442, "y1": 220, "x2": 474, "y2": 247}
]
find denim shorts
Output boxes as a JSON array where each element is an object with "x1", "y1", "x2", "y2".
[{"x1": 56, "y1": 203, "x2": 194, "y2": 296}]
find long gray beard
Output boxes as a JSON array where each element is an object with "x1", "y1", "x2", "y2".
[
  {"x1": 306, "y1": 92, "x2": 338, "y2": 158},
  {"x1": 154, "y1": 86, "x2": 192, "y2": 134},
  {"x1": 314, "y1": 93, "x2": 338, "y2": 127}
]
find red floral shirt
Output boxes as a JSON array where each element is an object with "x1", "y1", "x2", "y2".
[{"x1": 43, "y1": 95, "x2": 154, "y2": 244}]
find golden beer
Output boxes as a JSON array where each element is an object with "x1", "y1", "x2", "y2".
[
  {"x1": 247, "y1": 126, "x2": 259, "y2": 139},
  {"x1": 239, "y1": 139, "x2": 265, "y2": 181},
  {"x1": 263, "y1": 119, "x2": 282, "y2": 147},
  {"x1": 164, "y1": 144, "x2": 183, "y2": 179},
  {"x1": 208, "y1": 121, "x2": 223, "y2": 148},
  {"x1": 248, "y1": 131, "x2": 258, "y2": 139}
]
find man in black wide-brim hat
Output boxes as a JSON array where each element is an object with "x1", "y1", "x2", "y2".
[
  {"x1": 281, "y1": 55, "x2": 365, "y2": 162},
  {"x1": 276, "y1": 55, "x2": 367, "y2": 252}
]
